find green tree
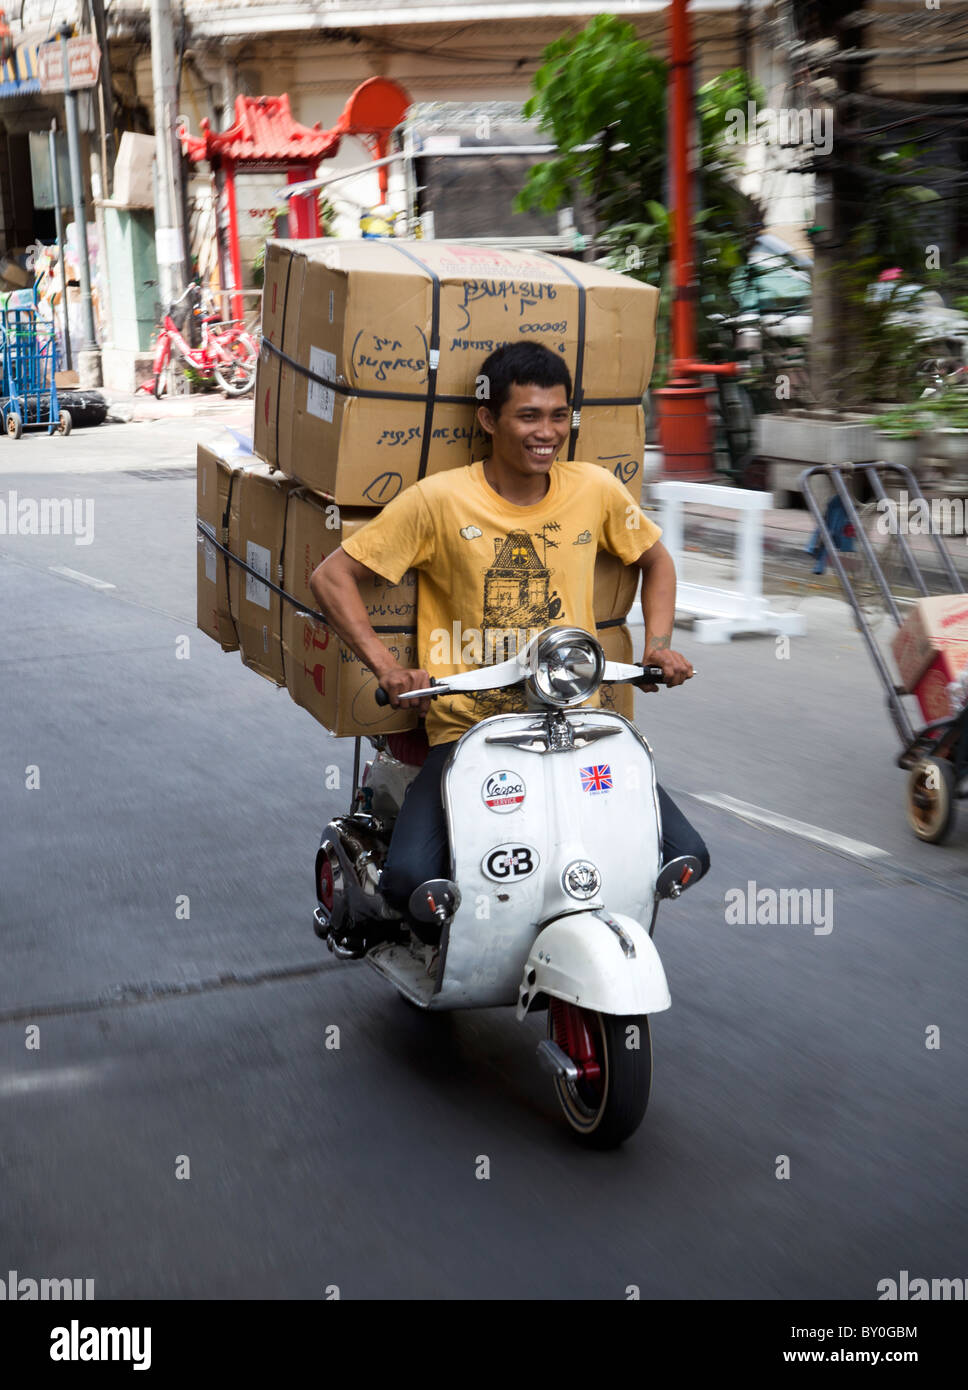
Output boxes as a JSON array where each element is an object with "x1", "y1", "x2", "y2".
[{"x1": 515, "y1": 17, "x2": 764, "y2": 382}]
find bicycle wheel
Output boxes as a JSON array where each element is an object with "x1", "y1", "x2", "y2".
[{"x1": 213, "y1": 341, "x2": 257, "y2": 397}]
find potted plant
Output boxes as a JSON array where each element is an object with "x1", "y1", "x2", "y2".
[
  {"x1": 922, "y1": 387, "x2": 968, "y2": 478},
  {"x1": 864, "y1": 403, "x2": 931, "y2": 470}
]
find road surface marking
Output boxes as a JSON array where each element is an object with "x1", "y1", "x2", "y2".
[
  {"x1": 0, "y1": 1065, "x2": 100, "y2": 1097},
  {"x1": 692, "y1": 793, "x2": 890, "y2": 860},
  {"x1": 49, "y1": 566, "x2": 115, "y2": 590}
]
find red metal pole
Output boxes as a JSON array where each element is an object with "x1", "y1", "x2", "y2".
[
  {"x1": 288, "y1": 164, "x2": 320, "y2": 238},
  {"x1": 654, "y1": 0, "x2": 719, "y2": 481},
  {"x1": 670, "y1": 0, "x2": 695, "y2": 370},
  {"x1": 223, "y1": 159, "x2": 245, "y2": 322}
]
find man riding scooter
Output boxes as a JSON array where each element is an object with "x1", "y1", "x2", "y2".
[{"x1": 310, "y1": 342, "x2": 710, "y2": 947}]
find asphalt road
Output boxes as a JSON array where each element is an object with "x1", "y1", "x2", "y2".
[{"x1": 1, "y1": 417, "x2": 966, "y2": 1300}]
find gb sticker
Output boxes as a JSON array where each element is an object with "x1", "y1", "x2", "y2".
[
  {"x1": 482, "y1": 770, "x2": 526, "y2": 813},
  {"x1": 482, "y1": 844, "x2": 539, "y2": 882}
]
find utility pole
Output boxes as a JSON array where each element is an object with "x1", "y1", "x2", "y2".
[
  {"x1": 150, "y1": 0, "x2": 187, "y2": 310},
  {"x1": 89, "y1": 0, "x2": 116, "y2": 195},
  {"x1": 59, "y1": 25, "x2": 98, "y2": 357}
]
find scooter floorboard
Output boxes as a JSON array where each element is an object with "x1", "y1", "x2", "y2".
[{"x1": 365, "y1": 942, "x2": 437, "y2": 1008}]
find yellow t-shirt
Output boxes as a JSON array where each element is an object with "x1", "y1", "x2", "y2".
[{"x1": 341, "y1": 458, "x2": 662, "y2": 745}]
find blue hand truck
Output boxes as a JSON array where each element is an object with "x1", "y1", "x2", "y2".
[{"x1": 0, "y1": 294, "x2": 72, "y2": 439}]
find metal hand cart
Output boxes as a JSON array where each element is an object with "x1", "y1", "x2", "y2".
[
  {"x1": 801, "y1": 461, "x2": 968, "y2": 843},
  {"x1": 0, "y1": 302, "x2": 71, "y2": 439}
]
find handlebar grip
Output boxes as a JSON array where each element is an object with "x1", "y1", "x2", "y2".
[{"x1": 375, "y1": 676, "x2": 437, "y2": 707}]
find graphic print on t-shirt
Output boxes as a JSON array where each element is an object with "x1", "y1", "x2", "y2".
[{"x1": 473, "y1": 522, "x2": 567, "y2": 716}]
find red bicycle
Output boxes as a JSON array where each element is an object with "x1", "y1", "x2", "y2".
[{"x1": 142, "y1": 282, "x2": 258, "y2": 399}]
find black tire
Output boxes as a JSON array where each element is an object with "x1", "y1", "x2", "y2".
[
  {"x1": 152, "y1": 369, "x2": 166, "y2": 400},
  {"x1": 56, "y1": 410, "x2": 72, "y2": 436},
  {"x1": 548, "y1": 1003, "x2": 652, "y2": 1149},
  {"x1": 6, "y1": 412, "x2": 22, "y2": 439},
  {"x1": 907, "y1": 758, "x2": 957, "y2": 844}
]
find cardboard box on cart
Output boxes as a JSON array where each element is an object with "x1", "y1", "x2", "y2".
[
  {"x1": 892, "y1": 594, "x2": 968, "y2": 722},
  {"x1": 254, "y1": 239, "x2": 657, "y2": 505}
]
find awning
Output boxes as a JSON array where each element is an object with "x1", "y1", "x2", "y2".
[{"x1": 0, "y1": 43, "x2": 41, "y2": 99}]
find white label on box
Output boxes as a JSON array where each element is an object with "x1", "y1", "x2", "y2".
[
  {"x1": 245, "y1": 540, "x2": 272, "y2": 610},
  {"x1": 204, "y1": 536, "x2": 216, "y2": 585},
  {"x1": 307, "y1": 346, "x2": 336, "y2": 423}
]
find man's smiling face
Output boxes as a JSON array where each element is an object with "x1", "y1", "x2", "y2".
[{"x1": 479, "y1": 382, "x2": 571, "y2": 479}]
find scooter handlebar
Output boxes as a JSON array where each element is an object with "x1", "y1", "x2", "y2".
[{"x1": 374, "y1": 665, "x2": 680, "y2": 706}]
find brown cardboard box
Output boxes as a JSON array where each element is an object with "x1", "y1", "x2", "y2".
[
  {"x1": 255, "y1": 239, "x2": 657, "y2": 505},
  {"x1": 200, "y1": 445, "x2": 645, "y2": 735},
  {"x1": 0, "y1": 255, "x2": 32, "y2": 288},
  {"x1": 281, "y1": 490, "x2": 419, "y2": 736},
  {"x1": 196, "y1": 444, "x2": 240, "y2": 652},
  {"x1": 599, "y1": 623, "x2": 636, "y2": 720},
  {"x1": 229, "y1": 466, "x2": 296, "y2": 685},
  {"x1": 594, "y1": 548, "x2": 640, "y2": 626},
  {"x1": 892, "y1": 594, "x2": 968, "y2": 722}
]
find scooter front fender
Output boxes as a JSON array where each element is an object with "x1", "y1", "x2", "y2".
[{"x1": 515, "y1": 910, "x2": 671, "y2": 1021}]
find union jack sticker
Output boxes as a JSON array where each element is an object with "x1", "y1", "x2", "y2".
[{"x1": 580, "y1": 764, "x2": 612, "y2": 794}]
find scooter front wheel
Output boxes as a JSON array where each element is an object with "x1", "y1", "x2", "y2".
[{"x1": 548, "y1": 1002, "x2": 651, "y2": 1149}]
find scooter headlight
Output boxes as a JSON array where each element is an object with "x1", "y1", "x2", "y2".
[{"x1": 527, "y1": 627, "x2": 605, "y2": 708}]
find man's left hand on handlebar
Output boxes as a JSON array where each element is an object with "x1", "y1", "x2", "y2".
[{"x1": 636, "y1": 645, "x2": 694, "y2": 693}]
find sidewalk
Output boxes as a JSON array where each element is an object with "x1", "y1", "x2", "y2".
[{"x1": 102, "y1": 388, "x2": 254, "y2": 428}]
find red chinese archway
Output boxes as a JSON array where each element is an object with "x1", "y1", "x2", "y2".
[{"x1": 178, "y1": 77, "x2": 410, "y2": 320}]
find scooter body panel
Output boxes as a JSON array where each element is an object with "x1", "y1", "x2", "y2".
[
  {"x1": 515, "y1": 911, "x2": 671, "y2": 1019},
  {"x1": 430, "y1": 710, "x2": 663, "y2": 1009}
]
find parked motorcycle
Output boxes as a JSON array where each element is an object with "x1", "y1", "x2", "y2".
[{"x1": 313, "y1": 627, "x2": 700, "y2": 1148}]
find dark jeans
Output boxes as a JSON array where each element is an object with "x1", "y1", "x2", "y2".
[{"x1": 381, "y1": 740, "x2": 710, "y2": 910}]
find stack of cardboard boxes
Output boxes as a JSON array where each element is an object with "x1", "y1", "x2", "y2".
[
  {"x1": 197, "y1": 239, "x2": 660, "y2": 736},
  {"x1": 892, "y1": 595, "x2": 968, "y2": 722}
]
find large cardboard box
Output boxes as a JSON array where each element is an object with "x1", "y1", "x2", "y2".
[
  {"x1": 892, "y1": 594, "x2": 968, "y2": 722},
  {"x1": 229, "y1": 467, "x2": 296, "y2": 685},
  {"x1": 197, "y1": 444, "x2": 240, "y2": 651},
  {"x1": 198, "y1": 445, "x2": 645, "y2": 736},
  {"x1": 255, "y1": 239, "x2": 657, "y2": 504},
  {"x1": 599, "y1": 623, "x2": 636, "y2": 720},
  {"x1": 281, "y1": 491, "x2": 420, "y2": 736}
]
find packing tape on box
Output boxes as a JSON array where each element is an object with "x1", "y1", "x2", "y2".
[
  {"x1": 261, "y1": 239, "x2": 643, "y2": 482},
  {"x1": 197, "y1": 518, "x2": 628, "y2": 637}
]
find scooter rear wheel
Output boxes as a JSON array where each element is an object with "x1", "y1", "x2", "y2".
[{"x1": 548, "y1": 1003, "x2": 652, "y2": 1149}]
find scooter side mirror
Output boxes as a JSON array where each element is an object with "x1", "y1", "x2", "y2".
[
  {"x1": 409, "y1": 878, "x2": 462, "y2": 925},
  {"x1": 656, "y1": 856, "x2": 702, "y2": 900}
]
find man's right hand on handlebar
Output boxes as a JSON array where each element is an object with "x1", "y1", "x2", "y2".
[{"x1": 378, "y1": 665, "x2": 433, "y2": 717}]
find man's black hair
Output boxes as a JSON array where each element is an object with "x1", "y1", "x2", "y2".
[{"x1": 478, "y1": 342, "x2": 572, "y2": 417}]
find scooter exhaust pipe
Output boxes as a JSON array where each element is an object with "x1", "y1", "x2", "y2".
[{"x1": 536, "y1": 1038, "x2": 580, "y2": 1082}]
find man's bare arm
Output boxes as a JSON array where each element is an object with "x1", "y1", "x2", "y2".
[
  {"x1": 309, "y1": 549, "x2": 431, "y2": 713},
  {"x1": 633, "y1": 540, "x2": 693, "y2": 690}
]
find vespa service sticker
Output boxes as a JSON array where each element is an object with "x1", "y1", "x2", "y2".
[
  {"x1": 481, "y1": 844, "x2": 539, "y2": 882},
  {"x1": 482, "y1": 770, "x2": 526, "y2": 813}
]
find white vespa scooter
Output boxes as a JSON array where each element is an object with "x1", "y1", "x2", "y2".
[{"x1": 313, "y1": 627, "x2": 700, "y2": 1148}]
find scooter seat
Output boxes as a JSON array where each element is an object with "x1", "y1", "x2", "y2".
[{"x1": 386, "y1": 728, "x2": 430, "y2": 767}]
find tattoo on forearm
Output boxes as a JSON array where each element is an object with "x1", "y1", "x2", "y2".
[{"x1": 650, "y1": 634, "x2": 672, "y2": 650}]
